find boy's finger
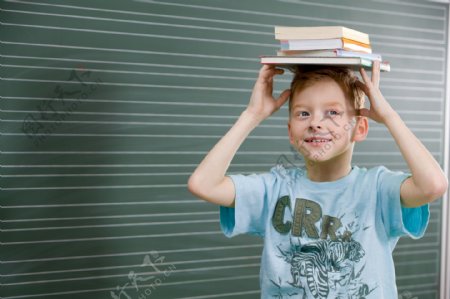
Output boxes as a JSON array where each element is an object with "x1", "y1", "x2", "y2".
[
  {"x1": 276, "y1": 89, "x2": 291, "y2": 109},
  {"x1": 274, "y1": 67, "x2": 285, "y2": 75},
  {"x1": 359, "y1": 67, "x2": 371, "y2": 85},
  {"x1": 269, "y1": 68, "x2": 284, "y2": 81},
  {"x1": 372, "y1": 61, "x2": 380, "y2": 88},
  {"x1": 259, "y1": 65, "x2": 280, "y2": 82},
  {"x1": 355, "y1": 80, "x2": 369, "y2": 94},
  {"x1": 258, "y1": 64, "x2": 274, "y2": 76}
]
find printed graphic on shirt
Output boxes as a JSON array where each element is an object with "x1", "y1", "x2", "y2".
[{"x1": 272, "y1": 196, "x2": 376, "y2": 298}]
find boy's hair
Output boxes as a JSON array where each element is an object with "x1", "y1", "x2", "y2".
[{"x1": 288, "y1": 66, "x2": 365, "y2": 116}]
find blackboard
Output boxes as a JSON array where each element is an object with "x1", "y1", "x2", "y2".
[{"x1": 1, "y1": 0, "x2": 448, "y2": 298}]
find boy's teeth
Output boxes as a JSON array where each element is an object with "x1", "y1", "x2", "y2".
[{"x1": 307, "y1": 138, "x2": 331, "y2": 142}]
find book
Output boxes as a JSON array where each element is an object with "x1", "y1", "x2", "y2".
[
  {"x1": 276, "y1": 49, "x2": 382, "y2": 61},
  {"x1": 275, "y1": 26, "x2": 370, "y2": 45},
  {"x1": 280, "y1": 38, "x2": 372, "y2": 53},
  {"x1": 261, "y1": 25, "x2": 390, "y2": 71},
  {"x1": 260, "y1": 55, "x2": 391, "y2": 72}
]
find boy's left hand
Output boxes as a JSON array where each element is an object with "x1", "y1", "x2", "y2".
[{"x1": 356, "y1": 61, "x2": 397, "y2": 124}]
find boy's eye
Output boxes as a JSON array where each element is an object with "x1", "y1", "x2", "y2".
[
  {"x1": 297, "y1": 111, "x2": 309, "y2": 117},
  {"x1": 326, "y1": 110, "x2": 340, "y2": 117}
]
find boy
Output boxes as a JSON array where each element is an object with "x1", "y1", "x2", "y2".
[{"x1": 188, "y1": 62, "x2": 448, "y2": 298}]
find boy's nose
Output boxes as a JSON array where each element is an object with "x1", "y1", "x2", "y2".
[
  {"x1": 309, "y1": 115, "x2": 323, "y2": 129},
  {"x1": 309, "y1": 124, "x2": 322, "y2": 130}
]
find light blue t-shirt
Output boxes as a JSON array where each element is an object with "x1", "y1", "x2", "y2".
[{"x1": 220, "y1": 165, "x2": 429, "y2": 299}]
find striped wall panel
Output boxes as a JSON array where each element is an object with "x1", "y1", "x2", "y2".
[{"x1": 1, "y1": 0, "x2": 448, "y2": 298}]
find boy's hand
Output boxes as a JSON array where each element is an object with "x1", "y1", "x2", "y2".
[
  {"x1": 245, "y1": 65, "x2": 291, "y2": 123},
  {"x1": 356, "y1": 64, "x2": 447, "y2": 207},
  {"x1": 356, "y1": 61, "x2": 397, "y2": 124},
  {"x1": 188, "y1": 65, "x2": 290, "y2": 207}
]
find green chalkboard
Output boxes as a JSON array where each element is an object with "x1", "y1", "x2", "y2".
[{"x1": 1, "y1": 0, "x2": 448, "y2": 298}]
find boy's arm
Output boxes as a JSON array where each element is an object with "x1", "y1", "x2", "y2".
[
  {"x1": 187, "y1": 65, "x2": 290, "y2": 207},
  {"x1": 358, "y1": 61, "x2": 448, "y2": 208}
]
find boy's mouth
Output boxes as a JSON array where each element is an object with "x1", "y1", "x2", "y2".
[{"x1": 304, "y1": 137, "x2": 332, "y2": 143}]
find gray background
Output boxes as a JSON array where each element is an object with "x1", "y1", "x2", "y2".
[{"x1": 1, "y1": 0, "x2": 448, "y2": 298}]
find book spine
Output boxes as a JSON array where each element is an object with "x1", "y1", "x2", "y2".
[
  {"x1": 341, "y1": 43, "x2": 372, "y2": 54},
  {"x1": 280, "y1": 38, "x2": 370, "y2": 48},
  {"x1": 276, "y1": 49, "x2": 381, "y2": 60},
  {"x1": 341, "y1": 38, "x2": 370, "y2": 48},
  {"x1": 358, "y1": 59, "x2": 391, "y2": 72},
  {"x1": 280, "y1": 42, "x2": 372, "y2": 53},
  {"x1": 335, "y1": 49, "x2": 381, "y2": 60},
  {"x1": 280, "y1": 39, "x2": 342, "y2": 51},
  {"x1": 276, "y1": 49, "x2": 337, "y2": 57},
  {"x1": 275, "y1": 28, "x2": 370, "y2": 44}
]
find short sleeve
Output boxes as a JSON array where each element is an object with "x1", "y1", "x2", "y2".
[
  {"x1": 220, "y1": 171, "x2": 279, "y2": 238},
  {"x1": 377, "y1": 166, "x2": 430, "y2": 240}
]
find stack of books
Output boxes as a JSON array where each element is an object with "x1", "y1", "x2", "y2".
[{"x1": 260, "y1": 26, "x2": 390, "y2": 72}]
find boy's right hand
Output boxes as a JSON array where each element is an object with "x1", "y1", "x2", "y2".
[
  {"x1": 245, "y1": 65, "x2": 291, "y2": 123},
  {"x1": 188, "y1": 65, "x2": 290, "y2": 207}
]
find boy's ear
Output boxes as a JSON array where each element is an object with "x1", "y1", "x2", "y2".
[
  {"x1": 287, "y1": 121, "x2": 295, "y2": 145},
  {"x1": 352, "y1": 116, "x2": 369, "y2": 142}
]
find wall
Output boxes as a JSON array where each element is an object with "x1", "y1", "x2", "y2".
[{"x1": 1, "y1": 0, "x2": 448, "y2": 298}]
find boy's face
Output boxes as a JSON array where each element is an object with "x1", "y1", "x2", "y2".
[{"x1": 288, "y1": 78, "x2": 366, "y2": 165}]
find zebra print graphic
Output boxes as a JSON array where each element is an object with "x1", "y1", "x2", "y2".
[{"x1": 279, "y1": 238, "x2": 366, "y2": 298}]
